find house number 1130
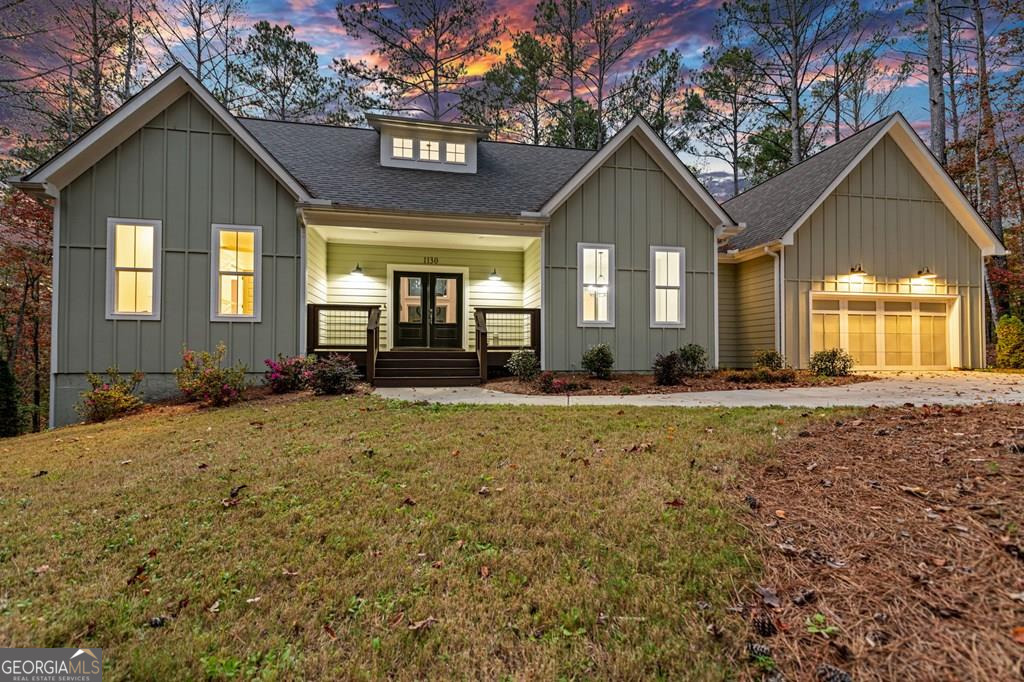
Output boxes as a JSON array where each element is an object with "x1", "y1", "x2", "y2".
[{"x1": 423, "y1": 256, "x2": 439, "y2": 265}]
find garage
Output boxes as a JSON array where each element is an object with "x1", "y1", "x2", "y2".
[{"x1": 810, "y1": 295, "x2": 958, "y2": 370}]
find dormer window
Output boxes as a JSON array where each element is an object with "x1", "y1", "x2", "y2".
[
  {"x1": 392, "y1": 137, "x2": 413, "y2": 159},
  {"x1": 446, "y1": 142, "x2": 466, "y2": 164},
  {"x1": 420, "y1": 140, "x2": 440, "y2": 161}
]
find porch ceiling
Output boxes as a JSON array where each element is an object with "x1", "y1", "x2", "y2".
[{"x1": 309, "y1": 224, "x2": 538, "y2": 252}]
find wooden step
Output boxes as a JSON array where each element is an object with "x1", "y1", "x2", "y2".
[
  {"x1": 376, "y1": 358, "x2": 478, "y2": 369},
  {"x1": 374, "y1": 376, "x2": 480, "y2": 388},
  {"x1": 378, "y1": 350, "x2": 474, "y2": 360},
  {"x1": 375, "y1": 366, "x2": 480, "y2": 378}
]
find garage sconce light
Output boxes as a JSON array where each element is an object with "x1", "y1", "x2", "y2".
[
  {"x1": 351, "y1": 263, "x2": 364, "y2": 276},
  {"x1": 849, "y1": 264, "x2": 868, "y2": 279},
  {"x1": 915, "y1": 267, "x2": 937, "y2": 279},
  {"x1": 488, "y1": 268, "x2": 502, "y2": 281}
]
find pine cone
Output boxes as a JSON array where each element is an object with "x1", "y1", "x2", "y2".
[
  {"x1": 746, "y1": 641, "x2": 772, "y2": 660},
  {"x1": 816, "y1": 664, "x2": 852, "y2": 682},
  {"x1": 752, "y1": 612, "x2": 777, "y2": 637}
]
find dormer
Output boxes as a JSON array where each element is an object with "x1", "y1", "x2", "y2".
[{"x1": 367, "y1": 114, "x2": 488, "y2": 174}]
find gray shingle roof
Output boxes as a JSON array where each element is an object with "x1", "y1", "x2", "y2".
[
  {"x1": 722, "y1": 115, "x2": 894, "y2": 250},
  {"x1": 239, "y1": 118, "x2": 596, "y2": 217}
]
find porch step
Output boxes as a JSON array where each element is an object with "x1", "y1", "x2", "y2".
[{"x1": 371, "y1": 350, "x2": 480, "y2": 387}]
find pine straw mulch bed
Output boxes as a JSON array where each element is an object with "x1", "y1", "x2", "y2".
[
  {"x1": 486, "y1": 371, "x2": 874, "y2": 396},
  {"x1": 736, "y1": 403, "x2": 1024, "y2": 681}
]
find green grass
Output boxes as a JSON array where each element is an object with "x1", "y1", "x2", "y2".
[{"x1": 0, "y1": 396, "x2": 811, "y2": 680}]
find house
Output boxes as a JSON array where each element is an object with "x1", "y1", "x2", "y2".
[{"x1": 9, "y1": 66, "x2": 1004, "y2": 427}]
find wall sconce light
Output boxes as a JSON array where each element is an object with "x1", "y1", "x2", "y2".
[
  {"x1": 488, "y1": 268, "x2": 502, "y2": 281},
  {"x1": 849, "y1": 264, "x2": 867, "y2": 278},
  {"x1": 351, "y1": 263, "x2": 364, "y2": 276},
  {"x1": 915, "y1": 267, "x2": 937, "y2": 279}
]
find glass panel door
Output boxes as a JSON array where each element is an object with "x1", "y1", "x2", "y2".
[
  {"x1": 428, "y1": 274, "x2": 462, "y2": 348},
  {"x1": 394, "y1": 273, "x2": 427, "y2": 347}
]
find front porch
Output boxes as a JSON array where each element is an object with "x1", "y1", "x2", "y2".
[{"x1": 303, "y1": 219, "x2": 542, "y2": 385}]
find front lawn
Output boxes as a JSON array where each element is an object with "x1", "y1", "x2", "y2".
[{"x1": 0, "y1": 396, "x2": 803, "y2": 680}]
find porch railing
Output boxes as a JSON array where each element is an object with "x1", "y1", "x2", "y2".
[
  {"x1": 306, "y1": 304, "x2": 381, "y2": 382},
  {"x1": 474, "y1": 307, "x2": 541, "y2": 383}
]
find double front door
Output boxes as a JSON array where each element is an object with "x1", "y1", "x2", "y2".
[{"x1": 393, "y1": 272, "x2": 463, "y2": 348}]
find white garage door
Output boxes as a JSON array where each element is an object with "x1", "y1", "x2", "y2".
[{"x1": 811, "y1": 297, "x2": 954, "y2": 369}]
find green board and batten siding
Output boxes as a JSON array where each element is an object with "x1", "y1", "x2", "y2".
[
  {"x1": 783, "y1": 133, "x2": 984, "y2": 368},
  {"x1": 53, "y1": 93, "x2": 301, "y2": 425},
  {"x1": 718, "y1": 256, "x2": 776, "y2": 368},
  {"x1": 544, "y1": 137, "x2": 718, "y2": 371}
]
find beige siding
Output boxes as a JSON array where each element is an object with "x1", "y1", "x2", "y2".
[
  {"x1": 719, "y1": 256, "x2": 776, "y2": 367},
  {"x1": 324, "y1": 242, "x2": 526, "y2": 350},
  {"x1": 306, "y1": 228, "x2": 327, "y2": 304},
  {"x1": 523, "y1": 239, "x2": 541, "y2": 309},
  {"x1": 718, "y1": 263, "x2": 738, "y2": 366},
  {"x1": 54, "y1": 93, "x2": 301, "y2": 425},
  {"x1": 544, "y1": 136, "x2": 717, "y2": 371},
  {"x1": 783, "y1": 133, "x2": 984, "y2": 368}
]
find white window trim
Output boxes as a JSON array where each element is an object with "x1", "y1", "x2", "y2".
[
  {"x1": 391, "y1": 137, "x2": 414, "y2": 159},
  {"x1": 210, "y1": 223, "x2": 262, "y2": 323},
  {"x1": 419, "y1": 139, "x2": 441, "y2": 163},
  {"x1": 577, "y1": 242, "x2": 615, "y2": 328},
  {"x1": 105, "y1": 217, "x2": 162, "y2": 320},
  {"x1": 649, "y1": 245, "x2": 686, "y2": 328},
  {"x1": 444, "y1": 141, "x2": 467, "y2": 165}
]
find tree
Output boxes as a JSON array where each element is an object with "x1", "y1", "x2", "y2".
[
  {"x1": 610, "y1": 49, "x2": 696, "y2": 152},
  {"x1": 335, "y1": 0, "x2": 503, "y2": 119},
  {"x1": 535, "y1": 0, "x2": 589, "y2": 147},
  {"x1": 0, "y1": 357, "x2": 20, "y2": 437},
  {"x1": 738, "y1": 115, "x2": 793, "y2": 185},
  {"x1": 145, "y1": 0, "x2": 246, "y2": 104},
  {"x1": 926, "y1": 0, "x2": 947, "y2": 162},
  {"x1": 545, "y1": 98, "x2": 600, "y2": 149},
  {"x1": 229, "y1": 21, "x2": 336, "y2": 122},
  {"x1": 580, "y1": 0, "x2": 656, "y2": 145},
  {"x1": 971, "y1": 0, "x2": 1003, "y2": 242},
  {"x1": 717, "y1": 0, "x2": 859, "y2": 165},
  {"x1": 691, "y1": 46, "x2": 761, "y2": 196},
  {"x1": 459, "y1": 32, "x2": 553, "y2": 144}
]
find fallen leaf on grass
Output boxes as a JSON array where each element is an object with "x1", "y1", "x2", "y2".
[
  {"x1": 401, "y1": 497, "x2": 416, "y2": 507},
  {"x1": 623, "y1": 442, "x2": 653, "y2": 453},
  {"x1": 221, "y1": 497, "x2": 239, "y2": 508},
  {"x1": 33, "y1": 564, "x2": 51, "y2": 575},
  {"x1": 408, "y1": 616, "x2": 438, "y2": 631},
  {"x1": 323, "y1": 624, "x2": 337, "y2": 641},
  {"x1": 246, "y1": 597, "x2": 261, "y2": 604},
  {"x1": 282, "y1": 568, "x2": 299, "y2": 577},
  {"x1": 120, "y1": 459, "x2": 132, "y2": 465},
  {"x1": 208, "y1": 600, "x2": 220, "y2": 614},
  {"x1": 229, "y1": 484, "x2": 247, "y2": 498},
  {"x1": 755, "y1": 585, "x2": 781, "y2": 609},
  {"x1": 774, "y1": 509, "x2": 787, "y2": 519},
  {"x1": 665, "y1": 498, "x2": 686, "y2": 508},
  {"x1": 479, "y1": 565, "x2": 490, "y2": 579},
  {"x1": 477, "y1": 486, "x2": 491, "y2": 496},
  {"x1": 126, "y1": 565, "x2": 146, "y2": 586},
  {"x1": 31, "y1": 470, "x2": 47, "y2": 478}
]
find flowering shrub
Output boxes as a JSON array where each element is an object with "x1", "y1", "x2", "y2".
[
  {"x1": 175, "y1": 343, "x2": 248, "y2": 406},
  {"x1": 537, "y1": 370, "x2": 556, "y2": 393},
  {"x1": 304, "y1": 353, "x2": 360, "y2": 395},
  {"x1": 536, "y1": 371, "x2": 589, "y2": 393},
  {"x1": 505, "y1": 349, "x2": 540, "y2": 382},
  {"x1": 76, "y1": 368, "x2": 144, "y2": 422},
  {"x1": 264, "y1": 354, "x2": 315, "y2": 393}
]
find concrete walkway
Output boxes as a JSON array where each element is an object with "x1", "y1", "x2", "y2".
[{"x1": 374, "y1": 372, "x2": 1024, "y2": 408}]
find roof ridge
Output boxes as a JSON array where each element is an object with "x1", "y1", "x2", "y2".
[{"x1": 723, "y1": 113, "x2": 895, "y2": 205}]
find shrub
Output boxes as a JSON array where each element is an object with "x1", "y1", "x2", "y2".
[
  {"x1": 753, "y1": 349, "x2": 785, "y2": 371},
  {"x1": 996, "y1": 315, "x2": 1024, "y2": 369},
  {"x1": 264, "y1": 354, "x2": 315, "y2": 393},
  {"x1": 505, "y1": 349, "x2": 540, "y2": 382},
  {"x1": 581, "y1": 343, "x2": 614, "y2": 379},
  {"x1": 305, "y1": 353, "x2": 360, "y2": 395},
  {"x1": 537, "y1": 371, "x2": 556, "y2": 393},
  {"x1": 723, "y1": 368, "x2": 797, "y2": 384},
  {"x1": 677, "y1": 343, "x2": 708, "y2": 377},
  {"x1": 808, "y1": 348, "x2": 854, "y2": 377},
  {"x1": 76, "y1": 368, "x2": 144, "y2": 422},
  {"x1": 175, "y1": 343, "x2": 248, "y2": 406},
  {"x1": 653, "y1": 352, "x2": 684, "y2": 386},
  {"x1": 0, "y1": 358, "x2": 19, "y2": 437}
]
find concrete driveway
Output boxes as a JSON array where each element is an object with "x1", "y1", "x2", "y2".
[{"x1": 374, "y1": 371, "x2": 1024, "y2": 408}]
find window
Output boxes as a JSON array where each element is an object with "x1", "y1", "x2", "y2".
[
  {"x1": 211, "y1": 224, "x2": 261, "y2": 322},
  {"x1": 650, "y1": 246, "x2": 685, "y2": 327},
  {"x1": 445, "y1": 142, "x2": 466, "y2": 164},
  {"x1": 420, "y1": 140, "x2": 440, "y2": 161},
  {"x1": 577, "y1": 243, "x2": 614, "y2": 326},
  {"x1": 106, "y1": 218, "x2": 161, "y2": 319},
  {"x1": 392, "y1": 137, "x2": 413, "y2": 159}
]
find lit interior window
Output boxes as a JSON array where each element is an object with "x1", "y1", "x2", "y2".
[
  {"x1": 217, "y1": 229, "x2": 256, "y2": 316},
  {"x1": 113, "y1": 223, "x2": 155, "y2": 314},
  {"x1": 581, "y1": 247, "x2": 611, "y2": 322},
  {"x1": 420, "y1": 140, "x2": 440, "y2": 161},
  {"x1": 652, "y1": 249, "x2": 682, "y2": 324},
  {"x1": 392, "y1": 137, "x2": 413, "y2": 159},
  {"x1": 445, "y1": 142, "x2": 466, "y2": 163}
]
